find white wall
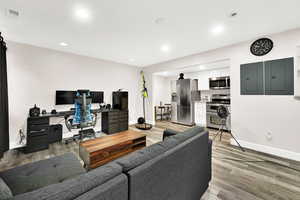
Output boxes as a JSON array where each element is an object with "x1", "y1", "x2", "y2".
[
  {"x1": 143, "y1": 29, "x2": 300, "y2": 161},
  {"x1": 152, "y1": 75, "x2": 171, "y2": 106},
  {"x1": 6, "y1": 41, "x2": 142, "y2": 148}
]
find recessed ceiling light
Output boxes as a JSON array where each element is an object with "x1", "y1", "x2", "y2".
[
  {"x1": 74, "y1": 6, "x2": 91, "y2": 22},
  {"x1": 161, "y1": 44, "x2": 170, "y2": 52},
  {"x1": 60, "y1": 42, "x2": 68, "y2": 46},
  {"x1": 211, "y1": 25, "x2": 224, "y2": 35},
  {"x1": 155, "y1": 17, "x2": 167, "y2": 24},
  {"x1": 199, "y1": 65, "x2": 205, "y2": 70},
  {"x1": 230, "y1": 12, "x2": 238, "y2": 17},
  {"x1": 162, "y1": 71, "x2": 169, "y2": 76}
]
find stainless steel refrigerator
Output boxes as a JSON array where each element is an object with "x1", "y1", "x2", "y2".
[{"x1": 172, "y1": 79, "x2": 199, "y2": 126}]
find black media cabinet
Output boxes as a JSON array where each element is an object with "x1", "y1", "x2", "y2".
[{"x1": 101, "y1": 110, "x2": 129, "y2": 134}]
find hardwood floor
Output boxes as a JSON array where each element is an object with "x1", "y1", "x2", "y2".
[
  {"x1": 1, "y1": 121, "x2": 300, "y2": 200},
  {"x1": 154, "y1": 121, "x2": 300, "y2": 200}
]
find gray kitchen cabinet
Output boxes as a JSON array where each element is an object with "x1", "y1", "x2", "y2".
[
  {"x1": 240, "y1": 62, "x2": 264, "y2": 95},
  {"x1": 264, "y1": 57, "x2": 294, "y2": 95}
]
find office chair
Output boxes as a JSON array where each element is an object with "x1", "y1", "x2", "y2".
[
  {"x1": 65, "y1": 90, "x2": 97, "y2": 141},
  {"x1": 213, "y1": 105, "x2": 245, "y2": 152}
]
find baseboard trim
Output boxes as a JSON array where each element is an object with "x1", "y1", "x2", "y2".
[
  {"x1": 230, "y1": 139, "x2": 300, "y2": 162},
  {"x1": 129, "y1": 121, "x2": 136, "y2": 125},
  {"x1": 129, "y1": 120, "x2": 155, "y2": 125},
  {"x1": 10, "y1": 141, "x2": 25, "y2": 149},
  {"x1": 146, "y1": 120, "x2": 155, "y2": 125}
]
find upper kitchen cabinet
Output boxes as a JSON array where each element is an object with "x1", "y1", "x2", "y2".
[
  {"x1": 171, "y1": 80, "x2": 177, "y2": 93},
  {"x1": 264, "y1": 57, "x2": 294, "y2": 95},
  {"x1": 240, "y1": 62, "x2": 264, "y2": 95}
]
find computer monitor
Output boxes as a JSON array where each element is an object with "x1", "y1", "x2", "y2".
[
  {"x1": 55, "y1": 90, "x2": 104, "y2": 105},
  {"x1": 56, "y1": 91, "x2": 76, "y2": 105}
]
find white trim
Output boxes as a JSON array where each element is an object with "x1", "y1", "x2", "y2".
[
  {"x1": 10, "y1": 141, "x2": 25, "y2": 149},
  {"x1": 129, "y1": 120, "x2": 136, "y2": 125},
  {"x1": 147, "y1": 120, "x2": 155, "y2": 125},
  {"x1": 230, "y1": 139, "x2": 300, "y2": 162},
  {"x1": 129, "y1": 120, "x2": 155, "y2": 125}
]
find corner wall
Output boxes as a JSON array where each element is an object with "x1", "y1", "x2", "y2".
[
  {"x1": 6, "y1": 41, "x2": 142, "y2": 148},
  {"x1": 152, "y1": 75, "x2": 171, "y2": 106}
]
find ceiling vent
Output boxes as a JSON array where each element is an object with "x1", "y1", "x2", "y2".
[{"x1": 6, "y1": 9, "x2": 19, "y2": 18}]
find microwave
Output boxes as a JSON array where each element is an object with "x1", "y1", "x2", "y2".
[{"x1": 209, "y1": 76, "x2": 230, "y2": 90}]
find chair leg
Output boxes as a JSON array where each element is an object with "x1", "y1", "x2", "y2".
[
  {"x1": 229, "y1": 132, "x2": 245, "y2": 152},
  {"x1": 213, "y1": 131, "x2": 219, "y2": 141},
  {"x1": 219, "y1": 125, "x2": 224, "y2": 141},
  {"x1": 213, "y1": 127, "x2": 222, "y2": 141},
  {"x1": 219, "y1": 130, "x2": 223, "y2": 141}
]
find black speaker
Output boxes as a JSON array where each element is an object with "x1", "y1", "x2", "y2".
[
  {"x1": 113, "y1": 91, "x2": 128, "y2": 111},
  {"x1": 29, "y1": 104, "x2": 40, "y2": 117}
]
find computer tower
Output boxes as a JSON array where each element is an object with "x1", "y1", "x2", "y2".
[
  {"x1": 113, "y1": 91, "x2": 128, "y2": 111},
  {"x1": 48, "y1": 124, "x2": 63, "y2": 144}
]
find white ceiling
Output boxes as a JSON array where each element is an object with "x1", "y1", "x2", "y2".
[
  {"x1": 1, "y1": 0, "x2": 300, "y2": 67},
  {"x1": 153, "y1": 59, "x2": 230, "y2": 77}
]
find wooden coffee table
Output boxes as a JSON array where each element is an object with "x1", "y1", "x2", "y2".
[{"x1": 79, "y1": 130, "x2": 146, "y2": 170}]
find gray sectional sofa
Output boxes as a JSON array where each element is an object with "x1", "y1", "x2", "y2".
[{"x1": 0, "y1": 126, "x2": 212, "y2": 200}]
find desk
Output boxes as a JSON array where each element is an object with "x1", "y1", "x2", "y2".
[
  {"x1": 25, "y1": 109, "x2": 127, "y2": 153},
  {"x1": 30, "y1": 108, "x2": 112, "y2": 119}
]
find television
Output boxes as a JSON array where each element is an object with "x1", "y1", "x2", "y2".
[
  {"x1": 55, "y1": 90, "x2": 104, "y2": 105},
  {"x1": 56, "y1": 91, "x2": 76, "y2": 105}
]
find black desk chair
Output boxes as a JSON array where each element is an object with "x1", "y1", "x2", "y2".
[{"x1": 64, "y1": 90, "x2": 98, "y2": 143}]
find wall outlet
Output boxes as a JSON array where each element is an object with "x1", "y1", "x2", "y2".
[{"x1": 266, "y1": 132, "x2": 272, "y2": 141}]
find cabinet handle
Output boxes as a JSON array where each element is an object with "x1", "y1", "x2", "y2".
[
  {"x1": 246, "y1": 77, "x2": 250, "y2": 80},
  {"x1": 31, "y1": 129, "x2": 46, "y2": 133},
  {"x1": 272, "y1": 76, "x2": 276, "y2": 79}
]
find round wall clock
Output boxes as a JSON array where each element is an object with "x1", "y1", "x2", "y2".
[{"x1": 250, "y1": 38, "x2": 273, "y2": 56}]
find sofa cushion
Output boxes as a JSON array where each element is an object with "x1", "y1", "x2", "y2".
[
  {"x1": 0, "y1": 153, "x2": 85, "y2": 195},
  {"x1": 115, "y1": 143, "x2": 165, "y2": 172},
  {"x1": 115, "y1": 126, "x2": 204, "y2": 172},
  {"x1": 73, "y1": 174, "x2": 128, "y2": 200},
  {"x1": 163, "y1": 129, "x2": 180, "y2": 140},
  {"x1": 0, "y1": 178, "x2": 12, "y2": 200},
  {"x1": 157, "y1": 136, "x2": 180, "y2": 149},
  {"x1": 13, "y1": 163, "x2": 123, "y2": 200},
  {"x1": 173, "y1": 126, "x2": 204, "y2": 142},
  {"x1": 159, "y1": 126, "x2": 204, "y2": 150}
]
